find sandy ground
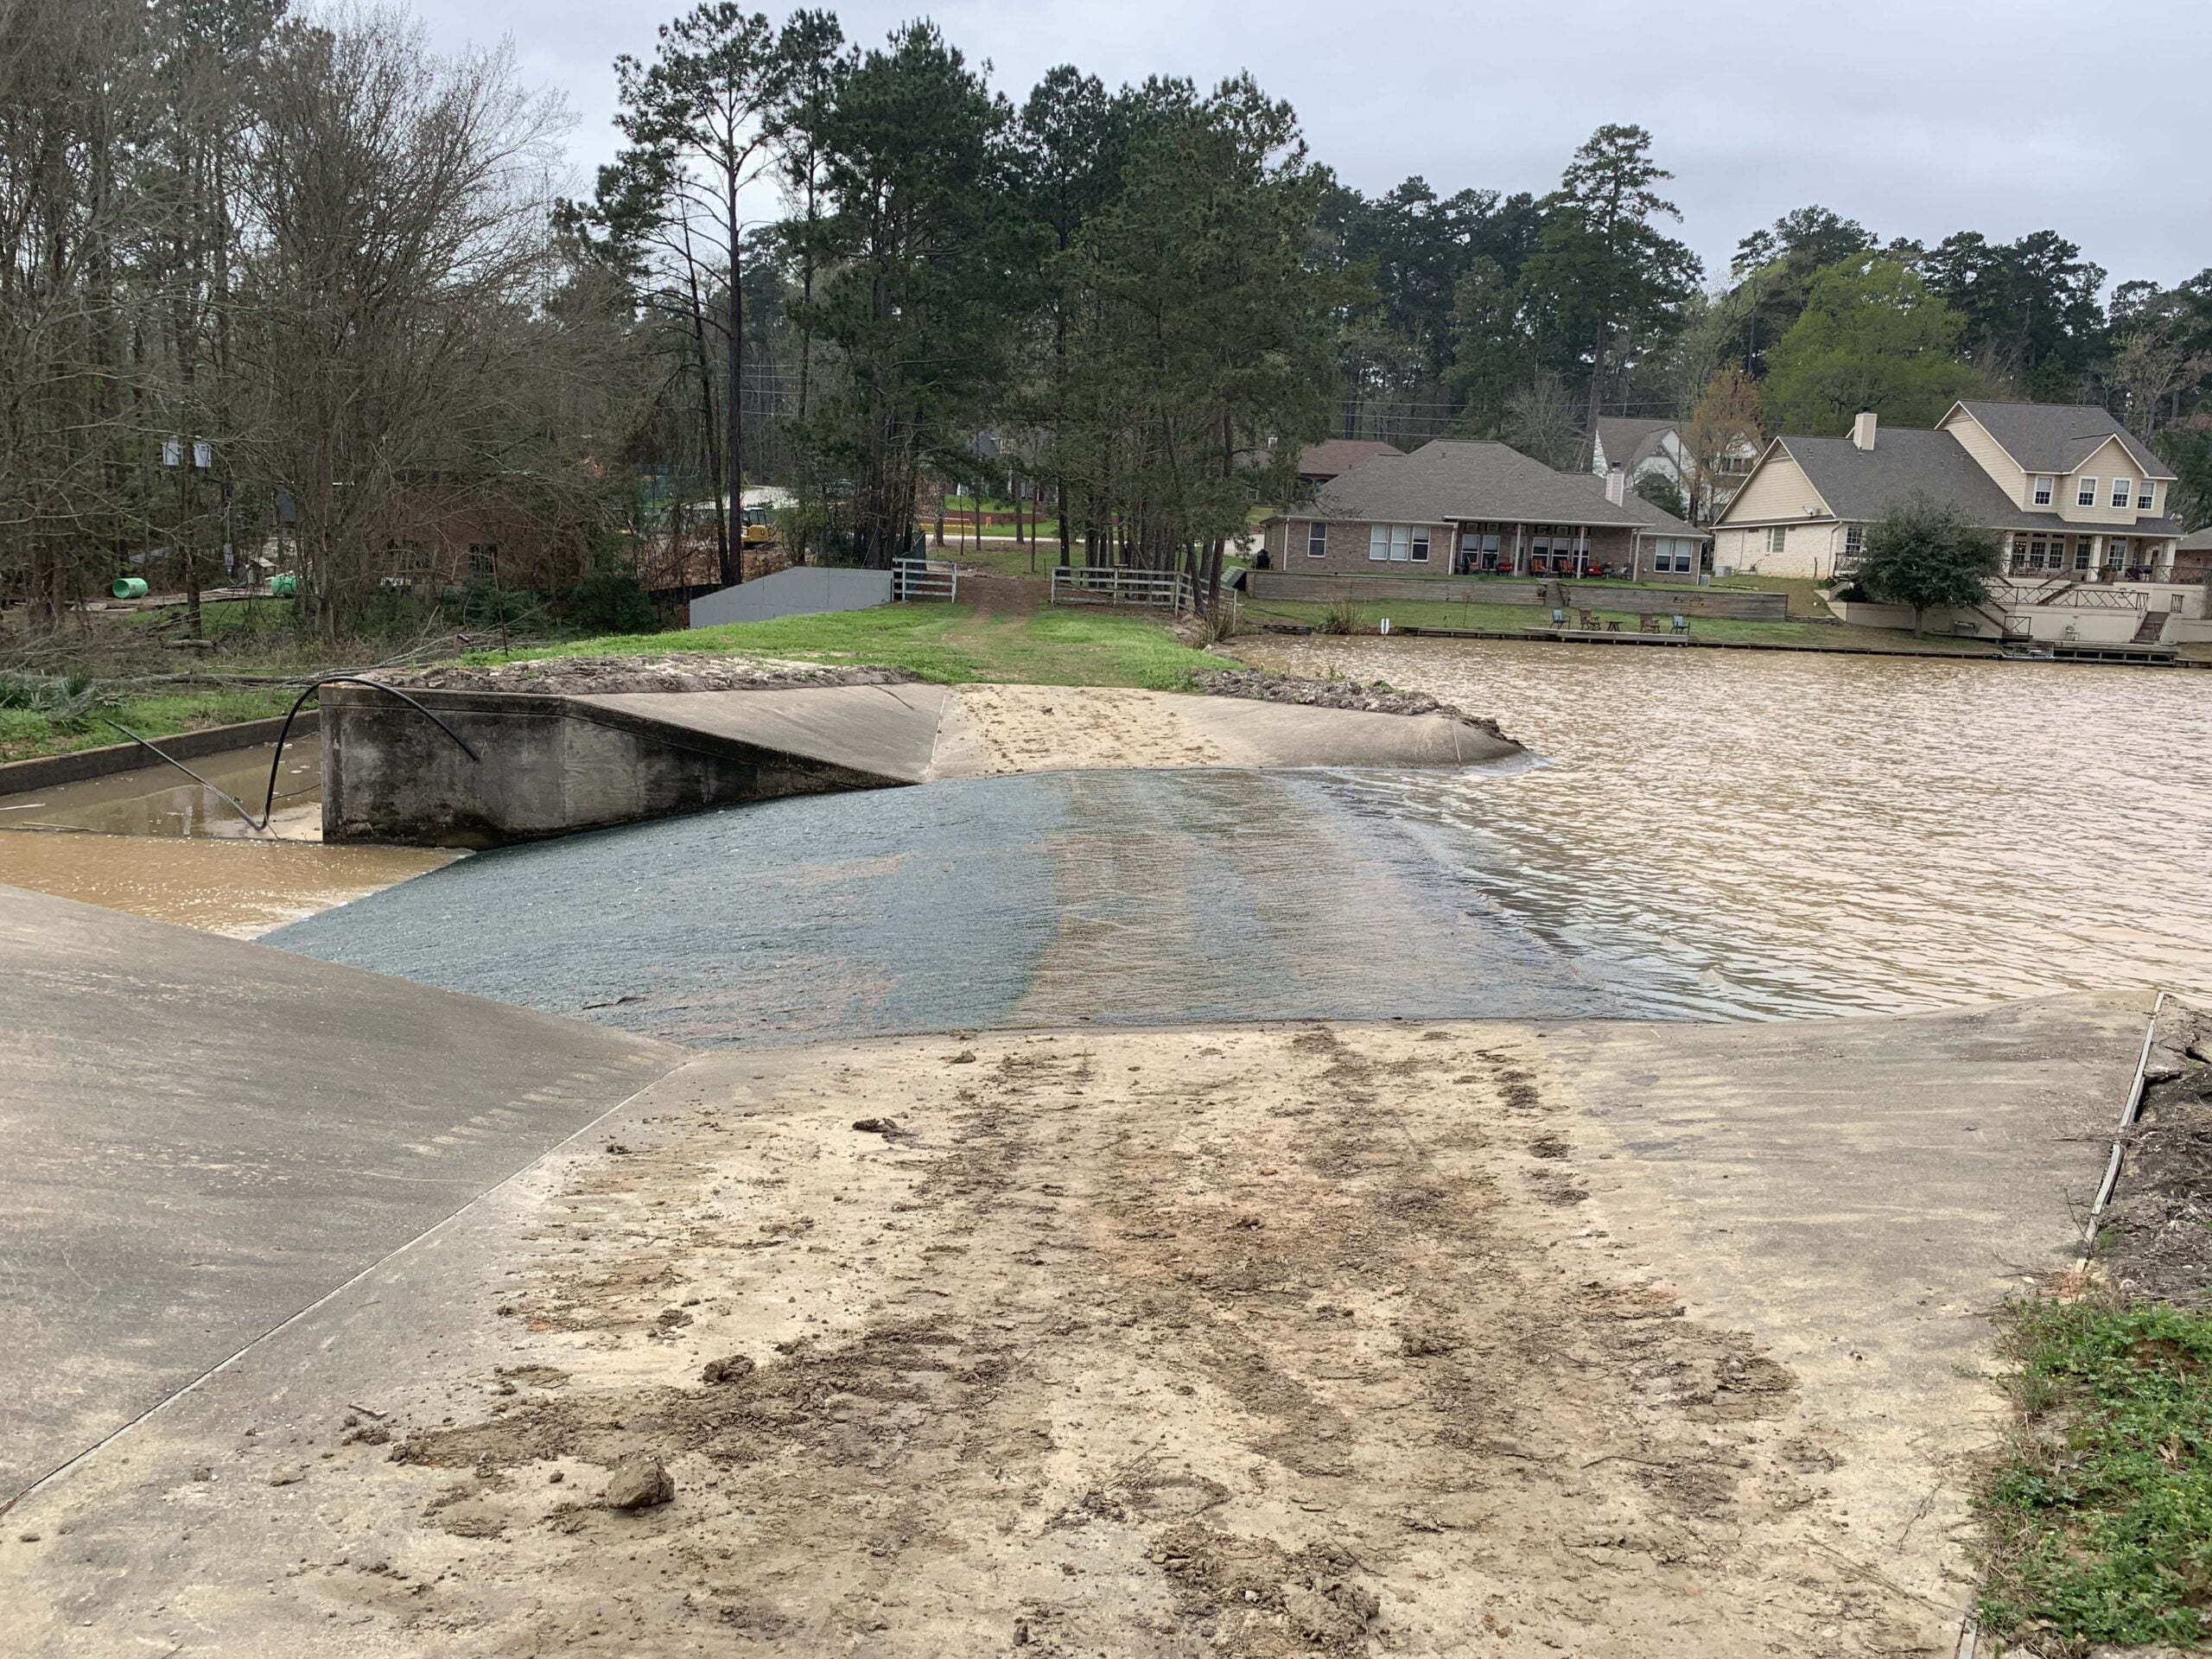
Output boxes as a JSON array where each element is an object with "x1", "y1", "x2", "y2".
[
  {"x1": 932, "y1": 684, "x2": 1234, "y2": 776},
  {"x1": 10, "y1": 1018, "x2": 2029, "y2": 1658}
]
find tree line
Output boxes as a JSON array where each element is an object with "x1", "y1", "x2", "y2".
[{"x1": 6, "y1": 0, "x2": 2209, "y2": 643}]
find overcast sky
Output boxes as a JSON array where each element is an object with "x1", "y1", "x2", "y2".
[{"x1": 423, "y1": 0, "x2": 2212, "y2": 293}]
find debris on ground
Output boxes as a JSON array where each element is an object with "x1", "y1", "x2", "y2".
[
  {"x1": 1196, "y1": 667, "x2": 1510, "y2": 739},
  {"x1": 387, "y1": 654, "x2": 918, "y2": 696}
]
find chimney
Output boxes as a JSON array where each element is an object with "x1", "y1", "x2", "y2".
[
  {"x1": 1852, "y1": 411, "x2": 1878, "y2": 451},
  {"x1": 1605, "y1": 463, "x2": 1626, "y2": 505}
]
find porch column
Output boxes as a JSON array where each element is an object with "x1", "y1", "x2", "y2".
[
  {"x1": 2001, "y1": 531, "x2": 2016, "y2": 575},
  {"x1": 2157, "y1": 538, "x2": 2177, "y2": 581},
  {"x1": 2088, "y1": 534, "x2": 2103, "y2": 578}
]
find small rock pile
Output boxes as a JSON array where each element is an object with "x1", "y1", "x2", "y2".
[
  {"x1": 1197, "y1": 668, "x2": 1510, "y2": 741},
  {"x1": 391, "y1": 654, "x2": 918, "y2": 696}
]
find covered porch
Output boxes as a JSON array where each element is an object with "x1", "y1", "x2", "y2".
[{"x1": 2000, "y1": 528, "x2": 2180, "y2": 584}]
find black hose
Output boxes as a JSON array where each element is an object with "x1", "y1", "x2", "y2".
[{"x1": 99, "y1": 673, "x2": 480, "y2": 836}]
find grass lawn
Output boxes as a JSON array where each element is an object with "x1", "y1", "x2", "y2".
[
  {"x1": 1976, "y1": 1298, "x2": 2212, "y2": 1649},
  {"x1": 1237, "y1": 594, "x2": 2000, "y2": 656},
  {"x1": 466, "y1": 601, "x2": 1224, "y2": 692},
  {"x1": 0, "y1": 684, "x2": 297, "y2": 765}
]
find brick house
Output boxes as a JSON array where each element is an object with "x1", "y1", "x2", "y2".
[
  {"x1": 1261, "y1": 439, "x2": 1706, "y2": 583},
  {"x1": 2177, "y1": 525, "x2": 2212, "y2": 586}
]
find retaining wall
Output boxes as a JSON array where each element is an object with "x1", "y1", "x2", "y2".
[
  {"x1": 1246, "y1": 571, "x2": 1788, "y2": 620},
  {"x1": 319, "y1": 685, "x2": 909, "y2": 848},
  {"x1": 0, "y1": 709, "x2": 319, "y2": 795}
]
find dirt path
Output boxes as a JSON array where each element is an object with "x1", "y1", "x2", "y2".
[{"x1": 67, "y1": 1023, "x2": 1946, "y2": 1656}]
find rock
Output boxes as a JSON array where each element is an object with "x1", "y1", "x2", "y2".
[
  {"x1": 601, "y1": 1452, "x2": 674, "y2": 1510},
  {"x1": 268, "y1": 1465, "x2": 305, "y2": 1487},
  {"x1": 391, "y1": 654, "x2": 919, "y2": 698},
  {"x1": 702, "y1": 1355, "x2": 757, "y2": 1386},
  {"x1": 851, "y1": 1117, "x2": 902, "y2": 1136},
  {"x1": 1196, "y1": 667, "x2": 1509, "y2": 740}
]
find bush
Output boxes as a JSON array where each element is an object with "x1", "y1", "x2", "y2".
[
  {"x1": 1317, "y1": 596, "x2": 1363, "y2": 634},
  {"x1": 559, "y1": 566, "x2": 661, "y2": 636}
]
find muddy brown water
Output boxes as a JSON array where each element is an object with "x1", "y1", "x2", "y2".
[
  {"x1": 1237, "y1": 636, "x2": 2212, "y2": 1018},
  {"x1": 0, "y1": 734, "x2": 454, "y2": 937}
]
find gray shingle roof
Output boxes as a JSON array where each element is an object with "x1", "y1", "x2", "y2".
[
  {"x1": 1295, "y1": 439, "x2": 1403, "y2": 480},
  {"x1": 1313, "y1": 440, "x2": 1700, "y2": 533},
  {"x1": 1952, "y1": 401, "x2": 2171, "y2": 480},
  {"x1": 1593, "y1": 416, "x2": 1676, "y2": 470},
  {"x1": 1759, "y1": 429, "x2": 2190, "y2": 536},
  {"x1": 2181, "y1": 526, "x2": 2212, "y2": 550}
]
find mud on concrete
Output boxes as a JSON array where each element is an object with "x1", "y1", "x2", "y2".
[{"x1": 9, "y1": 1023, "x2": 1954, "y2": 1657}]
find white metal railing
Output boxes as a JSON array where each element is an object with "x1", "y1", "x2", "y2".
[
  {"x1": 1991, "y1": 580, "x2": 2143, "y2": 611},
  {"x1": 892, "y1": 558, "x2": 958, "y2": 602},
  {"x1": 1049, "y1": 565, "x2": 1195, "y2": 613}
]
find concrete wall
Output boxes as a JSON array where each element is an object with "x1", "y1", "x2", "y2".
[
  {"x1": 320, "y1": 685, "x2": 906, "y2": 848},
  {"x1": 1245, "y1": 570, "x2": 1787, "y2": 619},
  {"x1": 689, "y1": 565, "x2": 893, "y2": 628}
]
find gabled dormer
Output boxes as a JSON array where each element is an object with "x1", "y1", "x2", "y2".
[{"x1": 1938, "y1": 400, "x2": 2175, "y2": 526}]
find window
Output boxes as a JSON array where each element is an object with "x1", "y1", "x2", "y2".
[
  {"x1": 468, "y1": 543, "x2": 497, "y2": 578},
  {"x1": 1843, "y1": 525, "x2": 1865, "y2": 558},
  {"x1": 2077, "y1": 478, "x2": 2098, "y2": 507},
  {"x1": 2075, "y1": 538, "x2": 2092, "y2": 570},
  {"x1": 1766, "y1": 526, "x2": 1787, "y2": 556},
  {"x1": 2139, "y1": 480, "x2": 2157, "y2": 511},
  {"x1": 1306, "y1": 522, "x2": 1326, "y2": 558},
  {"x1": 2033, "y1": 475, "x2": 2054, "y2": 506},
  {"x1": 2107, "y1": 537, "x2": 2128, "y2": 568},
  {"x1": 2112, "y1": 477, "x2": 2133, "y2": 508},
  {"x1": 1368, "y1": 524, "x2": 1416, "y2": 563},
  {"x1": 1410, "y1": 528, "x2": 1430, "y2": 563}
]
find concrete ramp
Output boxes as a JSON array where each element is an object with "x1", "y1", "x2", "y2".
[
  {"x1": 322, "y1": 679, "x2": 1522, "y2": 848},
  {"x1": 0, "y1": 883, "x2": 684, "y2": 1502},
  {"x1": 575, "y1": 683, "x2": 949, "y2": 785}
]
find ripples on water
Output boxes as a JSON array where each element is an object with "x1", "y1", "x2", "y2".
[{"x1": 1245, "y1": 638, "x2": 2212, "y2": 1020}]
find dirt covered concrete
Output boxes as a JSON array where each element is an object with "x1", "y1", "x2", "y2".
[
  {"x1": 2101, "y1": 1000, "x2": 2212, "y2": 1306},
  {"x1": 3, "y1": 1015, "x2": 2060, "y2": 1658}
]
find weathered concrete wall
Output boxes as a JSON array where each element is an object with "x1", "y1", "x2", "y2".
[
  {"x1": 320, "y1": 685, "x2": 916, "y2": 848},
  {"x1": 688, "y1": 566, "x2": 893, "y2": 627},
  {"x1": 1247, "y1": 570, "x2": 1787, "y2": 619},
  {"x1": 0, "y1": 709, "x2": 319, "y2": 795}
]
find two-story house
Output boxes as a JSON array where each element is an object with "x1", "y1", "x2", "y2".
[
  {"x1": 1589, "y1": 416, "x2": 1761, "y2": 522},
  {"x1": 1712, "y1": 402, "x2": 2188, "y2": 584}
]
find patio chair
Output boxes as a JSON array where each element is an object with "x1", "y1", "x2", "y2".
[
  {"x1": 1549, "y1": 607, "x2": 1567, "y2": 627},
  {"x1": 1669, "y1": 614, "x2": 1690, "y2": 634},
  {"x1": 1637, "y1": 612, "x2": 1662, "y2": 633},
  {"x1": 1576, "y1": 608, "x2": 1599, "y2": 630}
]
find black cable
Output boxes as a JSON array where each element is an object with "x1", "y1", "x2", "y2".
[{"x1": 99, "y1": 673, "x2": 480, "y2": 836}]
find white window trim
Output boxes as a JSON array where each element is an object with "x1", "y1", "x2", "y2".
[
  {"x1": 2077, "y1": 478, "x2": 2099, "y2": 507},
  {"x1": 2112, "y1": 477, "x2": 2133, "y2": 508},
  {"x1": 1306, "y1": 521, "x2": 1326, "y2": 558},
  {"x1": 2138, "y1": 481, "x2": 2156, "y2": 511},
  {"x1": 1766, "y1": 526, "x2": 1787, "y2": 555},
  {"x1": 2032, "y1": 475, "x2": 2054, "y2": 506}
]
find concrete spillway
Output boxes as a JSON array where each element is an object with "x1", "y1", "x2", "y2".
[
  {"x1": 0, "y1": 882, "x2": 685, "y2": 1502},
  {"x1": 319, "y1": 680, "x2": 1520, "y2": 847}
]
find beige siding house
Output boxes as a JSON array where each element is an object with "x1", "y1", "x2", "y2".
[
  {"x1": 1713, "y1": 402, "x2": 2188, "y2": 584},
  {"x1": 1262, "y1": 440, "x2": 1705, "y2": 584}
]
